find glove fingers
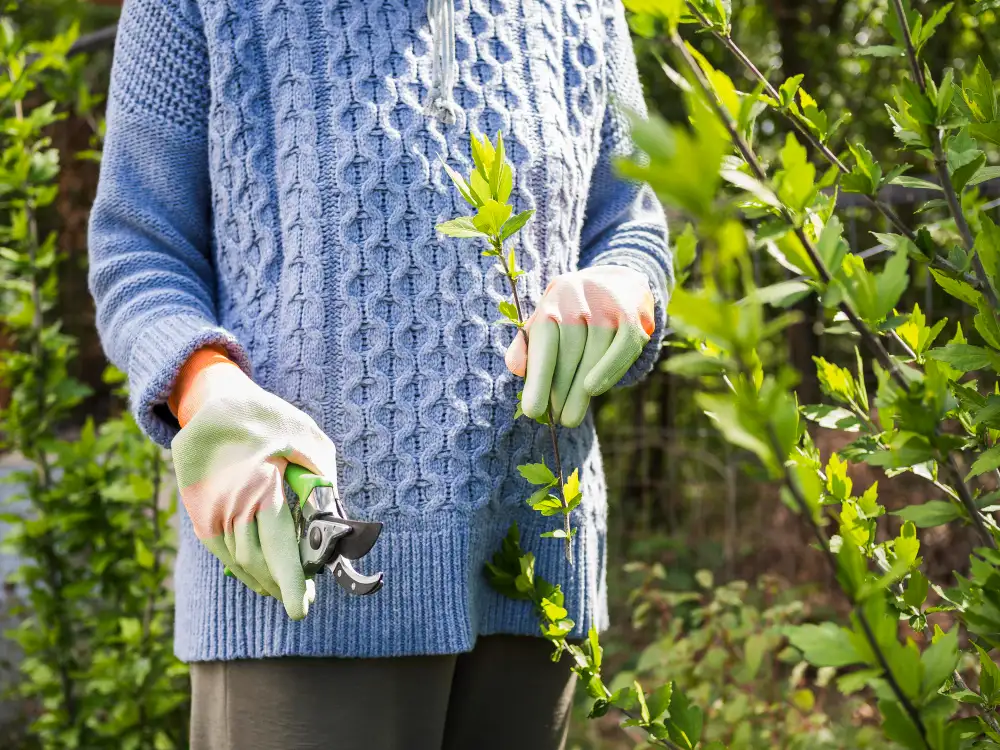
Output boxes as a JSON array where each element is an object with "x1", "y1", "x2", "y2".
[
  {"x1": 550, "y1": 323, "x2": 588, "y2": 424},
  {"x1": 584, "y1": 323, "x2": 650, "y2": 397},
  {"x1": 505, "y1": 329, "x2": 528, "y2": 378},
  {"x1": 560, "y1": 326, "x2": 614, "y2": 428},
  {"x1": 521, "y1": 319, "x2": 560, "y2": 419},
  {"x1": 203, "y1": 535, "x2": 267, "y2": 596},
  {"x1": 233, "y1": 520, "x2": 282, "y2": 600},
  {"x1": 280, "y1": 422, "x2": 340, "y2": 486},
  {"x1": 257, "y1": 472, "x2": 313, "y2": 621}
]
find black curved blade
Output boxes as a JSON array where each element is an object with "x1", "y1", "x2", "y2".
[
  {"x1": 329, "y1": 557, "x2": 384, "y2": 596},
  {"x1": 335, "y1": 520, "x2": 383, "y2": 560}
]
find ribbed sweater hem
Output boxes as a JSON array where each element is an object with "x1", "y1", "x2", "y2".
[{"x1": 173, "y1": 511, "x2": 608, "y2": 661}]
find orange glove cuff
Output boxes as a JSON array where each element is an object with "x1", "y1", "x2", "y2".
[{"x1": 168, "y1": 346, "x2": 244, "y2": 428}]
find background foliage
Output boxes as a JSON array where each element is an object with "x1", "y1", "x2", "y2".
[{"x1": 0, "y1": 0, "x2": 999, "y2": 748}]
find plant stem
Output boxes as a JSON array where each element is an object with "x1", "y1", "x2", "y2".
[
  {"x1": 886, "y1": 0, "x2": 1000, "y2": 312},
  {"x1": 494, "y1": 237, "x2": 574, "y2": 561},
  {"x1": 684, "y1": 3, "x2": 988, "y2": 291},
  {"x1": 769, "y1": 425, "x2": 930, "y2": 747},
  {"x1": 947, "y1": 453, "x2": 996, "y2": 548},
  {"x1": 669, "y1": 29, "x2": 996, "y2": 551}
]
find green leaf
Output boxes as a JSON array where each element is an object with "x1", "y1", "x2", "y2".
[
  {"x1": 891, "y1": 501, "x2": 964, "y2": 528},
  {"x1": 801, "y1": 404, "x2": 861, "y2": 431},
  {"x1": 518, "y1": 463, "x2": 557, "y2": 486},
  {"x1": 975, "y1": 644, "x2": 1000, "y2": 706},
  {"x1": 489, "y1": 131, "x2": 506, "y2": 199},
  {"x1": 784, "y1": 622, "x2": 862, "y2": 667},
  {"x1": 665, "y1": 687, "x2": 704, "y2": 748},
  {"x1": 473, "y1": 199, "x2": 513, "y2": 236},
  {"x1": 747, "y1": 280, "x2": 810, "y2": 308},
  {"x1": 470, "y1": 132, "x2": 495, "y2": 179},
  {"x1": 951, "y1": 152, "x2": 987, "y2": 192},
  {"x1": 500, "y1": 209, "x2": 534, "y2": 241},
  {"x1": 889, "y1": 175, "x2": 942, "y2": 191},
  {"x1": 645, "y1": 682, "x2": 673, "y2": 722},
  {"x1": 903, "y1": 570, "x2": 929, "y2": 608},
  {"x1": 621, "y1": 0, "x2": 684, "y2": 29},
  {"x1": 563, "y1": 469, "x2": 580, "y2": 504},
  {"x1": 920, "y1": 626, "x2": 959, "y2": 698},
  {"x1": 967, "y1": 445, "x2": 1000, "y2": 480},
  {"x1": 498, "y1": 300, "x2": 520, "y2": 324},
  {"x1": 880, "y1": 699, "x2": 927, "y2": 750},
  {"x1": 874, "y1": 251, "x2": 910, "y2": 321},
  {"x1": 778, "y1": 74, "x2": 803, "y2": 107},
  {"x1": 973, "y1": 395, "x2": 1000, "y2": 428},
  {"x1": 929, "y1": 269, "x2": 980, "y2": 306},
  {"x1": 776, "y1": 133, "x2": 815, "y2": 212},
  {"x1": 530, "y1": 494, "x2": 566, "y2": 516},
  {"x1": 440, "y1": 159, "x2": 479, "y2": 206},
  {"x1": 469, "y1": 170, "x2": 491, "y2": 205},
  {"x1": 134, "y1": 538, "x2": 154, "y2": 569},
  {"x1": 858, "y1": 44, "x2": 905, "y2": 57},
  {"x1": 436, "y1": 216, "x2": 487, "y2": 239},
  {"x1": 915, "y1": 2, "x2": 953, "y2": 50},
  {"x1": 968, "y1": 167, "x2": 1000, "y2": 187},
  {"x1": 926, "y1": 344, "x2": 999, "y2": 372},
  {"x1": 817, "y1": 215, "x2": 849, "y2": 277},
  {"x1": 540, "y1": 596, "x2": 568, "y2": 622}
]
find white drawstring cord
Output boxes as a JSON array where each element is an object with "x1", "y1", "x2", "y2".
[{"x1": 426, "y1": 0, "x2": 460, "y2": 124}]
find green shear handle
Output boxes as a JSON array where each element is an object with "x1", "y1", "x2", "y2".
[{"x1": 224, "y1": 463, "x2": 384, "y2": 597}]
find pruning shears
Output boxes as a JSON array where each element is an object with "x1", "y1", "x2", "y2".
[
  {"x1": 221, "y1": 464, "x2": 385, "y2": 596},
  {"x1": 286, "y1": 463, "x2": 385, "y2": 596}
]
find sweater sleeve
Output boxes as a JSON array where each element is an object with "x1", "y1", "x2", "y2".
[
  {"x1": 88, "y1": 0, "x2": 251, "y2": 448},
  {"x1": 578, "y1": 0, "x2": 672, "y2": 388}
]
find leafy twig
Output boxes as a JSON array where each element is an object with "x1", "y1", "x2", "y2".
[
  {"x1": 769, "y1": 426, "x2": 930, "y2": 748},
  {"x1": 886, "y1": 0, "x2": 1000, "y2": 313},
  {"x1": 683, "y1": 2, "x2": 987, "y2": 291},
  {"x1": 492, "y1": 236, "x2": 574, "y2": 558},
  {"x1": 669, "y1": 29, "x2": 996, "y2": 552}
]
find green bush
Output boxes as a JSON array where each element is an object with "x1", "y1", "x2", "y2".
[
  {"x1": 0, "y1": 19, "x2": 188, "y2": 750},
  {"x1": 442, "y1": 0, "x2": 1000, "y2": 747}
]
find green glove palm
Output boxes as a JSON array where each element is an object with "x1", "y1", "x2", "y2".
[{"x1": 505, "y1": 266, "x2": 655, "y2": 427}]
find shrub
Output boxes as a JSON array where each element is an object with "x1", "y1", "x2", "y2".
[{"x1": 0, "y1": 19, "x2": 187, "y2": 749}]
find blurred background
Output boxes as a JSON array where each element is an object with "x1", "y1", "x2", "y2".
[{"x1": 0, "y1": 0, "x2": 997, "y2": 747}]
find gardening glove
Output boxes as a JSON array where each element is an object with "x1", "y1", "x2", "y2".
[
  {"x1": 168, "y1": 346, "x2": 339, "y2": 620},
  {"x1": 506, "y1": 266, "x2": 655, "y2": 428}
]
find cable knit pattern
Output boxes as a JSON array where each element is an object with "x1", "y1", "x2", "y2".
[{"x1": 88, "y1": 0, "x2": 671, "y2": 660}]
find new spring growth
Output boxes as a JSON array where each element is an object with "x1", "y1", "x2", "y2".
[{"x1": 437, "y1": 132, "x2": 580, "y2": 560}]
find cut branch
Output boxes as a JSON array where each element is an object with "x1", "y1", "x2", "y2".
[{"x1": 494, "y1": 237, "x2": 574, "y2": 561}]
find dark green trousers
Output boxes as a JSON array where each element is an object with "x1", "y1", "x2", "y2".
[{"x1": 190, "y1": 635, "x2": 577, "y2": 750}]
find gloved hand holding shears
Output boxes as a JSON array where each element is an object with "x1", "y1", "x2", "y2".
[
  {"x1": 505, "y1": 266, "x2": 655, "y2": 427},
  {"x1": 169, "y1": 347, "x2": 382, "y2": 621}
]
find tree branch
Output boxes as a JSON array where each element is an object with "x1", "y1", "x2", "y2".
[
  {"x1": 886, "y1": 0, "x2": 1000, "y2": 312},
  {"x1": 668, "y1": 28, "x2": 996, "y2": 552},
  {"x1": 684, "y1": 2, "x2": 990, "y2": 294}
]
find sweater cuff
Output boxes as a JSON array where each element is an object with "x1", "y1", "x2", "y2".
[
  {"x1": 127, "y1": 312, "x2": 252, "y2": 447},
  {"x1": 582, "y1": 242, "x2": 672, "y2": 388}
]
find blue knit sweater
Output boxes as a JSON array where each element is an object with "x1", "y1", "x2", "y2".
[{"x1": 89, "y1": 0, "x2": 671, "y2": 661}]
